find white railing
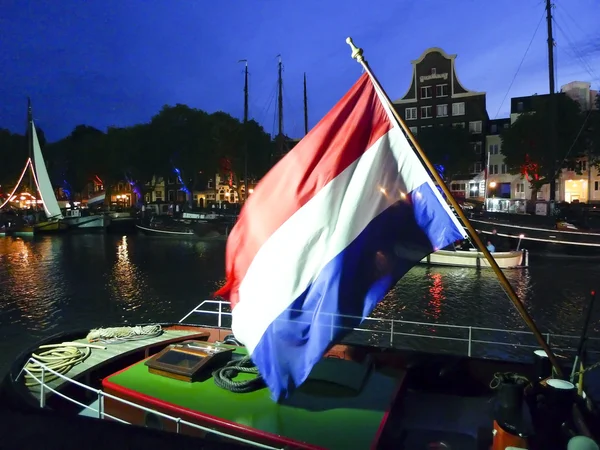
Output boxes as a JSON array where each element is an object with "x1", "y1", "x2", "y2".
[
  {"x1": 20, "y1": 360, "x2": 283, "y2": 450},
  {"x1": 181, "y1": 300, "x2": 600, "y2": 360}
]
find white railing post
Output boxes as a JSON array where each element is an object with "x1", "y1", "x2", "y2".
[
  {"x1": 176, "y1": 418, "x2": 181, "y2": 434},
  {"x1": 546, "y1": 333, "x2": 551, "y2": 345},
  {"x1": 468, "y1": 326, "x2": 473, "y2": 357},
  {"x1": 330, "y1": 314, "x2": 334, "y2": 340},
  {"x1": 97, "y1": 390, "x2": 103, "y2": 419},
  {"x1": 218, "y1": 301, "x2": 222, "y2": 328},
  {"x1": 390, "y1": 321, "x2": 394, "y2": 346},
  {"x1": 40, "y1": 365, "x2": 45, "y2": 408}
]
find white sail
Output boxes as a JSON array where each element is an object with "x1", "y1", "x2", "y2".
[{"x1": 31, "y1": 122, "x2": 63, "y2": 220}]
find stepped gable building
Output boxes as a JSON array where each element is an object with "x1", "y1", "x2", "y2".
[{"x1": 393, "y1": 48, "x2": 489, "y2": 191}]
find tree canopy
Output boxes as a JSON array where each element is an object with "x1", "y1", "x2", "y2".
[
  {"x1": 416, "y1": 126, "x2": 474, "y2": 181},
  {"x1": 500, "y1": 95, "x2": 586, "y2": 192}
]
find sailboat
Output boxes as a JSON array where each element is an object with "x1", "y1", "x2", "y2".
[
  {"x1": 0, "y1": 100, "x2": 68, "y2": 235},
  {"x1": 29, "y1": 102, "x2": 68, "y2": 234}
]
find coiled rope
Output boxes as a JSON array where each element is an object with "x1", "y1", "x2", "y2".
[
  {"x1": 86, "y1": 325, "x2": 163, "y2": 344},
  {"x1": 22, "y1": 342, "x2": 104, "y2": 387},
  {"x1": 212, "y1": 356, "x2": 265, "y2": 393},
  {"x1": 489, "y1": 372, "x2": 531, "y2": 390}
]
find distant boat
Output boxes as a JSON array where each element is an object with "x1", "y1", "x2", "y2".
[{"x1": 421, "y1": 248, "x2": 528, "y2": 269}]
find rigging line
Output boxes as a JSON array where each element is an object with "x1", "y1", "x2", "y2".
[
  {"x1": 556, "y1": 108, "x2": 594, "y2": 168},
  {"x1": 282, "y1": 86, "x2": 300, "y2": 138},
  {"x1": 493, "y1": 10, "x2": 546, "y2": 119},
  {"x1": 255, "y1": 82, "x2": 277, "y2": 131},
  {"x1": 552, "y1": 17, "x2": 599, "y2": 83}
]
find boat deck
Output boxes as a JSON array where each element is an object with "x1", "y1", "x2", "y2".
[
  {"x1": 102, "y1": 345, "x2": 406, "y2": 450},
  {"x1": 26, "y1": 329, "x2": 201, "y2": 401}
]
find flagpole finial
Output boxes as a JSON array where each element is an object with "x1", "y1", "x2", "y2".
[{"x1": 346, "y1": 37, "x2": 365, "y2": 64}]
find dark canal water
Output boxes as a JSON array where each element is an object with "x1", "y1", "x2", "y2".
[{"x1": 1, "y1": 234, "x2": 599, "y2": 375}]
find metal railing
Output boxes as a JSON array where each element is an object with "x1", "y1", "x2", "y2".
[
  {"x1": 181, "y1": 300, "x2": 600, "y2": 361},
  {"x1": 19, "y1": 360, "x2": 282, "y2": 450}
]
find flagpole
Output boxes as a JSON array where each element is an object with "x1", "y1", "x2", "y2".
[{"x1": 345, "y1": 37, "x2": 564, "y2": 377}]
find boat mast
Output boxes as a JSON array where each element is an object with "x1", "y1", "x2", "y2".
[
  {"x1": 27, "y1": 98, "x2": 34, "y2": 202},
  {"x1": 303, "y1": 73, "x2": 308, "y2": 136},
  {"x1": 546, "y1": 0, "x2": 557, "y2": 204},
  {"x1": 277, "y1": 56, "x2": 283, "y2": 138},
  {"x1": 239, "y1": 59, "x2": 249, "y2": 202}
]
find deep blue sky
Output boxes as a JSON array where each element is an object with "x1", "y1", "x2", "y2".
[{"x1": 1, "y1": 0, "x2": 598, "y2": 142}]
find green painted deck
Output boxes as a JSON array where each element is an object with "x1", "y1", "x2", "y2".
[{"x1": 106, "y1": 347, "x2": 403, "y2": 449}]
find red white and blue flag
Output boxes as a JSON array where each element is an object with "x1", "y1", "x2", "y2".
[{"x1": 215, "y1": 72, "x2": 466, "y2": 400}]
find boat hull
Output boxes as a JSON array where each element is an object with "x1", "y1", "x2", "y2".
[
  {"x1": 472, "y1": 219, "x2": 600, "y2": 257},
  {"x1": 136, "y1": 224, "x2": 201, "y2": 239},
  {"x1": 420, "y1": 249, "x2": 527, "y2": 269},
  {"x1": 62, "y1": 214, "x2": 110, "y2": 232},
  {"x1": 33, "y1": 220, "x2": 69, "y2": 234},
  {"x1": 1, "y1": 225, "x2": 35, "y2": 237}
]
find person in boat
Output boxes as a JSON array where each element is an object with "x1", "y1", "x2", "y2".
[{"x1": 486, "y1": 239, "x2": 496, "y2": 252}]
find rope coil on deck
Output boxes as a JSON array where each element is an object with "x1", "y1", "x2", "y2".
[
  {"x1": 212, "y1": 356, "x2": 265, "y2": 393},
  {"x1": 86, "y1": 325, "x2": 163, "y2": 344},
  {"x1": 22, "y1": 343, "x2": 95, "y2": 387}
]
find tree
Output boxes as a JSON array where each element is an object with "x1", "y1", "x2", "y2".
[
  {"x1": 500, "y1": 94, "x2": 585, "y2": 200},
  {"x1": 416, "y1": 126, "x2": 474, "y2": 181}
]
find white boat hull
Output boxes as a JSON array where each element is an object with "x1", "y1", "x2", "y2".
[
  {"x1": 420, "y1": 249, "x2": 527, "y2": 269},
  {"x1": 62, "y1": 214, "x2": 110, "y2": 230}
]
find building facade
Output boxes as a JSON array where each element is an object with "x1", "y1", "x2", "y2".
[
  {"x1": 393, "y1": 47, "x2": 489, "y2": 197},
  {"x1": 561, "y1": 81, "x2": 598, "y2": 111}
]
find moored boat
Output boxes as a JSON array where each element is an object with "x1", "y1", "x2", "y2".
[
  {"x1": 472, "y1": 218, "x2": 600, "y2": 257},
  {"x1": 421, "y1": 248, "x2": 528, "y2": 269},
  {"x1": 61, "y1": 209, "x2": 111, "y2": 232},
  {"x1": 2, "y1": 301, "x2": 599, "y2": 449}
]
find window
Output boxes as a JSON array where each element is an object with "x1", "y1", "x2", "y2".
[
  {"x1": 489, "y1": 164, "x2": 499, "y2": 175},
  {"x1": 501, "y1": 164, "x2": 507, "y2": 174},
  {"x1": 168, "y1": 190, "x2": 175, "y2": 202},
  {"x1": 452, "y1": 122, "x2": 465, "y2": 128},
  {"x1": 452, "y1": 102, "x2": 465, "y2": 116},
  {"x1": 421, "y1": 86, "x2": 432, "y2": 99},
  {"x1": 516, "y1": 183, "x2": 525, "y2": 193},
  {"x1": 436, "y1": 84, "x2": 448, "y2": 97},
  {"x1": 517, "y1": 102, "x2": 524, "y2": 112},
  {"x1": 474, "y1": 163, "x2": 482, "y2": 173},
  {"x1": 489, "y1": 144, "x2": 499, "y2": 155},
  {"x1": 473, "y1": 142, "x2": 482, "y2": 154},
  {"x1": 436, "y1": 104, "x2": 448, "y2": 117},
  {"x1": 451, "y1": 183, "x2": 466, "y2": 191},
  {"x1": 431, "y1": 68, "x2": 437, "y2": 75},
  {"x1": 469, "y1": 121, "x2": 482, "y2": 133},
  {"x1": 167, "y1": 177, "x2": 175, "y2": 185},
  {"x1": 420, "y1": 125, "x2": 433, "y2": 130},
  {"x1": 595, "y1": 181, "x2": 599, "y2": 191},
  {"x1": 406, "y1": 107, "x2": 417, "y2": 120},
  {"x1": 504, "y1": 123, "x2": 509, "y2": 129},
  {"x1": 421, "y1": 105, "x2": 432, "y2": 119},
  {"x1": 409, "y1": 126, "x2": 418, "y2": 135},
  {"x1": 491, "y1": 124, "x2": 498, "y2": 134},
  {"x1": 155, "y1": 190, "x2": 163, "y2": 201}
]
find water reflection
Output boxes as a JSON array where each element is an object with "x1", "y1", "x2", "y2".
[
  {"x1": 0, "y1": 237, "x2": 62, "y2": 333},
  {"x1": 109, "y1": 236, "x2": 149, "y2": 313},
  {"x1": 425, "y1": 272, "x2": 445, "y2": 320}
]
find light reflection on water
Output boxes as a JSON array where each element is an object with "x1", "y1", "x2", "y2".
[{"x1": 0, "y1": 235, "x2": 599, "y2": 374}]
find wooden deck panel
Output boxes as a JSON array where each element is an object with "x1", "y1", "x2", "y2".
[{"x1": 26, "y1": 329, "x2": 199, "y2": 400}]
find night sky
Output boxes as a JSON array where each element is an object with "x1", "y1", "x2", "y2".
[{"x1": 1, "y1": 0, "x2": 598, "y2": 142}]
